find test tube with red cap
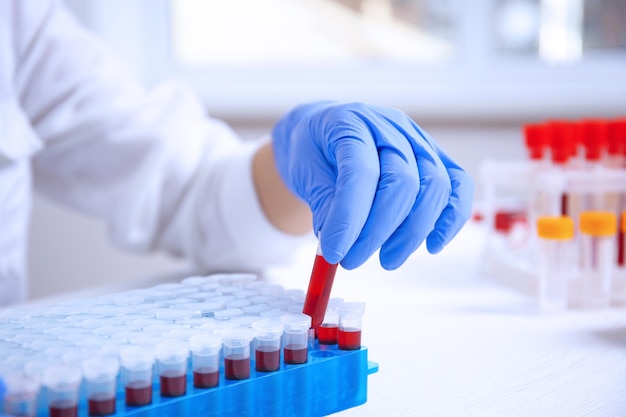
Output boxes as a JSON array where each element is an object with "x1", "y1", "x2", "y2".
[
  {"x1": 578, "y1": 211, "x2": 617, "y2": 309},
  {"x1": 120, "y1": 346, "x2": 154, "y2": 407},
  {"x1": 155, "y1": 341, "x2": 189, "y2": 397},
  {"x1": 337, "y1": 302, "x2": 366, "y2": 350},
  {"x1": 579, "y1": 119, "x2": 607, "y2": 211},
  {"x1": 41, "y1": 364, "x2": 82, "y2": 417},
  {"x1": 523, "y1": 123, "x2": 552, "y2": 221},
  {"x1": 222, "y1": 328, "x2": 255, "y2": 380},
  {"x1": 606, "y1": 119, "x2": 626, "y2": 268},
  {"x1": 547, "y1": 120, "x2": 575, "y2": 216},
  {"x1": 81, "y1": 357, "x2": 119, "y2": 416},
  {"x1": 189, "y1": 334, "x2": 221, "y2": 388}
]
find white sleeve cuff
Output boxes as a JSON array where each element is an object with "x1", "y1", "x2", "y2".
[{"x1": 198, "y1": 139, "x2": 312, "y2": 272}]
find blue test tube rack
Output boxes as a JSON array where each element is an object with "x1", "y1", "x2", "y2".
[{"x1": 18, "y1": 344, "x2": 377, "y2": 417}]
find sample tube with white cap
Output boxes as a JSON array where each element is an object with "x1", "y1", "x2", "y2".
[
  {"x1": 120, "y1": 346, "x2": 154, "y2": 407},
  {"x1": 337, "y1": 302, "x2": 366, "y2": 350},
  {"x1": 252, "y1": 319, "x2": 283, "y2": 372},
  {"x1": 155, "y1": 341, "x2": 189, "y2": 397},
  {"x1": 41, "y1": 364, "x2": 82, "y2": 417},
  {"x1": 2, "y1": 372, "x2": 40, "y2": 417},
  {"x1": 536, "y1": 216, "x2": 575, "y2": 312},
  {"x1": 81, "y1": 357, "x2": 119, "y2": 416},
  {"x1": 222, "y1": 328, "x2": 255, "y2": 380},
  {"x1": 189, "y1": 334, "x2": 222, "y2": 389},
  {"x1": 280, "y1": 313, "x2": 311, "y2": 364}
]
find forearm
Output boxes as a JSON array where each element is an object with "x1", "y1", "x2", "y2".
[{"x1": 252, "y1": 141, "x2": 312, "y2": 235}]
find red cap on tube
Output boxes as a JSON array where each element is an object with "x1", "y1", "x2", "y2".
[
  {"x1": 523, "y1": 124, "x2": 546, "y2": 160},
  {"x1": 547, "y1": 121, "x2": 574, "y2": 165},
  {"x1": 579, "y1": 119, "x2": 607, "y2": 162},
  {"x1": 607, "y1": 118, "x2": 626, "y2": 157}
]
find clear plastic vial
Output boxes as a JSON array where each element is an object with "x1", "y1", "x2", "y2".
[
  {"x1": 41, "y1": 364, "x2": 82, "y2": 417},
  {"x1": 2, "y1": 372, "x2": 40, "y2": 417},
  {"x1": 579, "y1": 211, "x2": 617, "y2": 309},
  {"x1": 337, "y1": 302, "x2": 366, "y2": 350},
  {"x1": 155, "y1": 341, "x2": 189, "y2": 397},
  {"x1": 280, "y1": 313, "x2": 311, "y2": 364},
  {"x1": 119, "y1": 346, "x2": 155, "y2": 407},
  {"x1": 189, "y1": 334, "x2": 222, "y2": 389},
  {"x1": 536, "y1": 216, "x2": 575, "y2": 312},
  {"x1": 221, "y1": 328, "x2": 255, "y2": 380},
  {"x1": 81, "y1": 357, "x2": 119, "y2": 416},
  {"x1": 252, "y1": 320, "x2": 284, "y2": 372}
]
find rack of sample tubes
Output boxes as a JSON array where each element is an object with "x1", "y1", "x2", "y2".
[
  {"x1": 0, "y1": 274, "x2": 377, "y2": 417},
  {"x1": 479, "y1": 118, "x2": 626, "y2": 311}
]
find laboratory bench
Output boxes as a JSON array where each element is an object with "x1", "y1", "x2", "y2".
[{"x1": 12, "y1": 222, "x2": 626, "y2": 416}]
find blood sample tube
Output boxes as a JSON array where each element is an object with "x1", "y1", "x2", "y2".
[
  {"x1": 317, "y1": 298, "x2": 344, "y2": 345},
  {"x1": 613, "y1": 210, "x2": 626, "y2": 306},
  {"x1": 81, "y1": 357, "x2": 119, "y2": 416},
  {"x1": 41, "y1": 364, "x2": 82, "y2": 417},
  {"x1": 2, "y1": 372, "x2": 40, "y2": 417},
  {"x1": 578, "y1": 211, "x2": 617, "y2": 309},
  {"x1": 547, "y1": 121, "x2": 575, "y2": 216},
  {"x1": 155, "y1": 341, "x2": 189, "y2": 397},
  {"x1": 536, "y1": 216, "x2": 575, "y2": 312},
  {"x1": 252, "y1": 320, "x2": 283, "y2": 372},
  {"x1": 119, "y1": 346, "x2": 154, "y2": 407},
  {"x1": 524, "y1": 123, "x2": 551, "y2": 219},
  {"x1": 606, "y1": 119, "x2": 626, "y2": 270},
  {"x1": 188, "y1": 334, "x2": 222, "y2": 389},
  {"x1": 303, "y1": 239, "x2": 339, "y2": 329},
  {"x1": 280, "y1": 313, "x2": 311, "y2": 365},
  {"x1": 337, "y1": 302, "x2": 366, "y2": 350},
  {"x1": 222, "y1": 328, "x2": 254, "y2": 380}
]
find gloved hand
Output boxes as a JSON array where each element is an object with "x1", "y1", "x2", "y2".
[{"x1": 272, "y1": 101, "x2": 474, "y2": 270}]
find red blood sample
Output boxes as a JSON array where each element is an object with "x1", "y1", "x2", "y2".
[
  {"x1": 618, "y1": 231, "x2": 625, "y2": 267},
  {"x1": 284, "y1": 345, "x2": 307, "y2": 364},
  {"x1": 338, "y1": 328, "x2": 361, "y2": 350},
  {"x1": 224, "y1": 355, "x2": 250, "y2": 380},
  {"x1": 303, "y1": 254, "x2": 338, "y2": 329},
  {"x1": 193, "y1": 367, "x2": 219, "y2": 388},
  {"x1": 88, "y1": 393, "x2": 116, "y2": 416},
  {"x1": 49, "y1": 401, "x2": 77, "y2": 417},
  {"x1": 317, "y1": 323, "x2": 338, "y2": 345},
  {"x1": 255, "y1": 346, "x2": 280, "y2": 372},
  {"x1": 125, "y1": 381, "x2": 152, "y2": 406},
  {"x1": 160, "y1": 371, "x2": 186, "y2": 397}
]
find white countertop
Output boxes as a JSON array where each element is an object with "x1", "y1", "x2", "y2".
[{"x1": 306, "y1": 222, "x2": 626, "y2": 417}]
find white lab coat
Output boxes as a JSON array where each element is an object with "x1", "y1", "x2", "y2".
[{"x1": 0, "y1": 0, "x2": 308, "y2": 305}]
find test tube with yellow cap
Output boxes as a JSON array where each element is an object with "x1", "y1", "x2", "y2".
[
  {"x1": 579, "y1": 211, "x2": 617, "y2": 309},
  {"x1": 536, "y1": 216, "x2": 575, "y2": 312}
]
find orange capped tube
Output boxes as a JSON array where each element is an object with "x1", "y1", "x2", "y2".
[
  {"x1": 536, "y1": 216, "x2": 575, "y2": 312},
  {"x1": 578, "y1": 211, "x2": 617, "y2": 309}
]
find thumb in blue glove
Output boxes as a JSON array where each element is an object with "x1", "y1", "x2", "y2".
[{"x1": 272, "y1": 101, "x2": 474, "y2": 270}]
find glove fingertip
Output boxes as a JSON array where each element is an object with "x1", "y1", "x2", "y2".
[
  {"x1": 426, "y1": 231, "x2": 446, "y2": 254},
  {"x1": 320, "y1": 244, "x2": 344, "y2": 265}
]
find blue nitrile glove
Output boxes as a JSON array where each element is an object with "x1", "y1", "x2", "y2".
[{"x1": 272, "y1": 101, "x2": 474, "y2": 270}]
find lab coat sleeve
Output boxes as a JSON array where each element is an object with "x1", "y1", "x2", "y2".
[{"x1": 13, "y1": 0, "x2": 311, "y2": 273}]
